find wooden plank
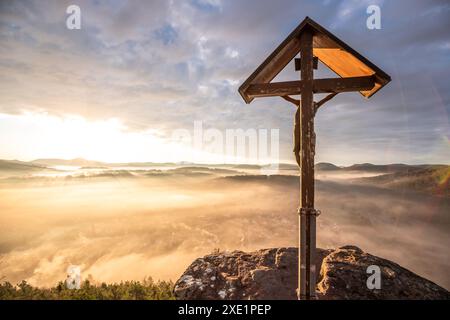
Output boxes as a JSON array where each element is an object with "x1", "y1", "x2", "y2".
[
  {"x1": 246, "y1": 81, "x2": 304, "y2": 98},
  {"x1": 299, "y1": 27, "x2": 316, "y2": 300},
  {"x1": 246, "y1": 75, "x2": 374, "y2": 98},
  {"x1": 313, "y1": 75, "x2": 375, "y2": 93}
]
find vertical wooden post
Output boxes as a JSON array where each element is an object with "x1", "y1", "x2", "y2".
[{"x1": 298, "y1": 28, "x2": 317, "y2": 300}]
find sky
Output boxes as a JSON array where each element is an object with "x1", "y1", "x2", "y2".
[{"x1": 0, "y1": 0, "x2": 449, "y2": 165}]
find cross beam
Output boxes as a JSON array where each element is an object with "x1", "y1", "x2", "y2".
[{"x1": 245, "y1": 75, "x2": 375, "y2": 99}]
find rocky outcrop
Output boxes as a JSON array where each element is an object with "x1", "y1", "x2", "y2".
[{"x1": 174, "y1": 246, "x2": 449, "y2": 300}]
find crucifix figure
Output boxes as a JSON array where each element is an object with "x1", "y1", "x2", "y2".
[
  {"x1": 239, "y1": 17, "x2": 390, "y2": 300},
  {"x1": 290, "y1": 92, "x2": 337, "y2": 167}
]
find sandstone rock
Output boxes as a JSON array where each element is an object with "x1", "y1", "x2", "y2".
[{"x1": 174, "y1": 246, "x2": 449, "y2": 300}]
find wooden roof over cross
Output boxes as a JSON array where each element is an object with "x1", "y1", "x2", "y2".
[{"x1": 239, "y1": 17, "x2": 391, "y2": 103}]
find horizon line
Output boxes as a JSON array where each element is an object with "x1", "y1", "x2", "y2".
[{"x1": 1, "y1": 157, "x2": 448, "y2": 168}]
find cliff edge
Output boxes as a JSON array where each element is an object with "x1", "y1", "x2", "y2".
[{"x1": 174, "y1": 246, "x2": 449, "y2": 300}]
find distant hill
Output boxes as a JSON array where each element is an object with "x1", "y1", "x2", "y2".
[
  {"x1": 0, "y1": 160, "x2": 46, "y2": 172},
  {"x1": 114, "y1": 162, "x2": 176, "y2": 167},
  {"x1": 315, "y1": 162, "x2": 341, "y2": 171},
  {"x1": 216, "y1": 174, "x2": 298, "y2": 187},
  {"x1": 3, "y1": 158, "x2": 447, "y2": 178},
  {"x1": 273, "y1": 163, "x2": 298, "y2": 170},
  {"x1": 343, "y1": 163, "x2": 419, "y2": 173},
  {"x1": 360, "y1": 165, "x2": 449, "y2": 197},
  {"x1": 231, "y1": 164, "x2": 261, "y2": 170},
  {"x1": 31, "y1": 158, "x2": 104, "y2": 167}
]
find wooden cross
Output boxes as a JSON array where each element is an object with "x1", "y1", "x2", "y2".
[{"x1": 239, "y1": 17, "x2": 390, "y2": 300}]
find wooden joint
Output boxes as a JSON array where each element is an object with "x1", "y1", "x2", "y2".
[
  {"x1": 295, "y1": 57, "x2": 318, "y2": 71},
  {"x1": 282, "y1": 95, "x2": 300, "y2": 106},
  {"x1": 314, "y1": 92, "x2": 338, "y2": 115},
  {"x1": 313, "y1": 57, "x2": 318, "y2": 70},
  {"x1": 298, "y1": 208, "x2": 321, "y2": 216},
  {"x1": 295, "y1": 58, "x2": 301, "y2": 71}
]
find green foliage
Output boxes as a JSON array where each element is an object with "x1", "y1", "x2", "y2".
[{"x1": 0, "y1": 277, "x2": 175, "y2": 300}]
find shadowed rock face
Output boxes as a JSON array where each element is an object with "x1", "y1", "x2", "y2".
[{"x1": 174, "y1": 246, "x2": 449, "y2": 300}]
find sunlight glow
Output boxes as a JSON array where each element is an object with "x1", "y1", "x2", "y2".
[{"x1": 0, "y1": 112, "x2": 206, "y2": 163}]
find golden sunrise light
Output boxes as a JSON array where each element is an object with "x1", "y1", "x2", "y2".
[{"x1": 0, "y1": 0, "x2": 448, "y2": 306}]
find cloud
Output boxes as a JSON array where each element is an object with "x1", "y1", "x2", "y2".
[{"x1": 0, "y1": 0, "x2": 448, "y2": 164}]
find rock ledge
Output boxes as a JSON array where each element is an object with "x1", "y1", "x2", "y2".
[{"x1": 174, "y1": 246, "x2": 449, "y2": 300}]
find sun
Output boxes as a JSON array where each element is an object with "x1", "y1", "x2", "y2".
[
  {"x1": 0, "y1": 112, "x2": 232, "y2": 164},
  {"x1": 0, "y1": 112, "x2": 172, "y2": 163}
]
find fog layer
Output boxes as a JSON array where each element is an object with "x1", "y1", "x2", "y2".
[{"x1": 0, "y1": 167, "x2": 448, "y2": 289}]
